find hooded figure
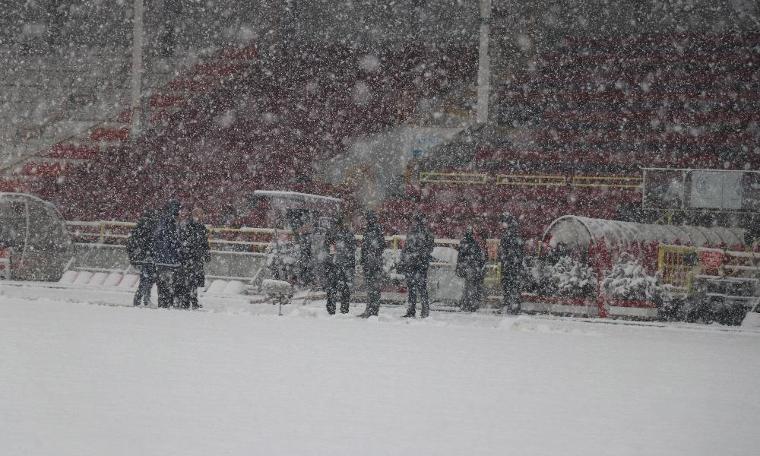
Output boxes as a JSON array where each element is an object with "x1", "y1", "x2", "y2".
[
  {"x1": 498, "y1": 212, "x2": 524, "y2": 314},
  {"x1": 176, "y1": 206, "x2": 211, "y2": 310},
  {"x1": 127, "y1": 208, "x2": 158, "y2": 306},
  {"x1": 456, "y1": 227, "x2": 485, "y2": 312},
  {"x1": 399, "y1": 213, "x2": 435, "y2": 318},
  {"x1": 358, "y1": 210, "x2": 386, "y2": 318},
  {"x1": 153, "y1": 200, "x2": 182, "y2": 308},
  {"x1": 323, "y1": 216, "x2": 357, "y2": 314}
]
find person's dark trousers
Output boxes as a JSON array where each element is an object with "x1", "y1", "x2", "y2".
[
  {"x1": 133, "y1": 263, "x2": 156, "y2": 306},
  {"x1": 340, "y1": 285, "x2": 351, "y2": 313},
  {"x1": 156, "y1": 267, "x2": 177, "y2": 308},
  {"x1": 405, "y1": 269, "x2": 429, "y2": 317},
  {"x1": 364, "y1": 274, "x2": 381, "y2": 316},
  {"x1": 188, "y1": 288, "x2": 200, "y2": 309},
  {"x1": 502, "y1": 279, "x2": 521, "y2": 314},
  {"x1": 337, "y1": 275, "x2": 351, "y2": 314},
  {"x1": 326, "y1": 278, "x2": 351, "y2": 315},
  {"x1": 174, "y1": 272, "x2": 190, "y2": 309},
  {"x1": 461, "y1": 274, "x2": 482, "y2": 312},
  {"x1": 326, "y1": 279, "x2": 338, "y2": 315}
]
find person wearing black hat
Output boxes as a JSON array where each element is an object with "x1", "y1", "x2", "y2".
[
  {"x1": 498, "y1": 212, "x2": 525, "y2": 314},
  {"x1": 323, "y1": 215, "x2": 357, "y2": 315},
  {"x1": 399, "y1": 213, "x2": 435, "y2": 318},
  {"x1": 358, "y1": 210, "x2": 386, "y2": 318},
  {"x1": 127, "y1": 208, "x2": 158, "y2": 306},
  {"x1": 153, "y1": 199, "x2": 182, "y2": 308},
  {"x1": 456, "y1": 226, "x2": 485, "y2": 312}
]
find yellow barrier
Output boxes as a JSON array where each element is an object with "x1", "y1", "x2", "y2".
[
  {"x1": 571, "y1": 175, "x2": 642, "y2": 189},
  {"x1": 657, "y1": 244, "x2": 697, "y2": 290},
  {"x1": 65, "y1": 221, "x2": 281, "y2": 253},
  {"x1": 496, "y1": 174, "x2": 567, "y2": 187},
  {"x1": 420, "y1": 171, "x2": 642, "y2": 190},
  {"x1": 657, "y1": 243, "x2": 760, "y2": 291},
  {"x1": 419, "y1": 172, "x2": 489, "y2": 185}
]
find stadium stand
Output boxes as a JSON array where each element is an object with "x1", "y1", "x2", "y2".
[
  {"x1": 414, "y1": 31, "x2": 760, "y2": 239},
  {"x1": 2, "y1": 2, "x2": 756, "y2": 245},
  {"x1": 4, "y1": 40, "x2": 476, "y2": 227}
]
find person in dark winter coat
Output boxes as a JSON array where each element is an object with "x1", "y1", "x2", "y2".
[
  {"x1": 153, "y1": 200, "x2": 182, "y2": 308},
  {"x1": 456, "y1": 227, "x2": 485, "y2": 312},
  {"x1": 323, "y1": 216, "x2": 357, "y2": 315},
  {"x1": 358, "y1": 210, "x2": 386, "y2": 318},
  {"x1": 399, "y1": 214, "x2": 435, "y2": 318},
  {"x1": 127, "y1": 208, "x2": 158, "y2": 306},
  {"x1": 176, "y1": 207, "x2": 211, "y2": 310},
  {"x1": 498, "y1": 212, "x2": 525, "y2": 314}
]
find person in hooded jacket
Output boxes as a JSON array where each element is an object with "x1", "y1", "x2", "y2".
[
  {"x1": 358, "y1": 210, "x2": 386, "y2": 318},
  {"x1": 498, "y1": 212, "x2": 525, "y2": 314},
  {"x1": 323, "y1": 215, "x2": 357, "y2": 315},
  {"x1": 127, "y1": 208, "x2": 158, "y2": 306},
  {"x1": 153, "y1": 200, "x2": 182, "y2": 308},
  {"x1": 177, "y1": 206, "x2": 211, "y2": 310},
  {"x1": 399, "y1": 214, "x2": 435, "y2": 318},
  {"x1": 456, "y1": 227, "x2": 485, "y2": 312}
]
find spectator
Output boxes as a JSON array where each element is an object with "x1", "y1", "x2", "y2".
[
  {"x1": 456, "y1": 226, "x2": 485, "y2": 312},
  {"x1": 399, "y1": 214, "x2": 435, "y2": 318},
  {"x1": 177, "y1": 206, "x2": 211, "y2": 310},
  {"x1": 358, "y1": 210, "x2": 386, "y2": 318},
  {"x1": 323, "y1": 215, "x2": 356, "y2": 315},
  {"x1": 127, "y1": 208, "x2": 158, "y2": 306},
  {"x1": 153, "y1": 200, "x2": 182, "y2": 308},
  {"x1": 498, "y1": 212, "x2": 525, "y2": 314}
]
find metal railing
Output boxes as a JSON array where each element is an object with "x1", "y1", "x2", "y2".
[
  {"x1": 419, "y1": 171, "x2": 489, "y2": 185},
  {"x1": 657, "y1": 243, "x2": 760, "y2": 290},
  {"x1": 419, "y1": 171, "x2": 642, "y2": 190}
]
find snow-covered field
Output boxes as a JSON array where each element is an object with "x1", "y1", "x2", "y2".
[{"x1": 2, "y1": 285, "x2": 759, "y2": 456}]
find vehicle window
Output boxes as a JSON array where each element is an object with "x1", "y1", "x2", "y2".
[
  {"x1": 0, "y1": 201, "x2": 27, "y2": 248},
  {"x1": 28, "y1": 202, "x2": 58, "y2": 249},
  {"x1": 44, "y1": 205, "x2": 69, "y2": 240}
]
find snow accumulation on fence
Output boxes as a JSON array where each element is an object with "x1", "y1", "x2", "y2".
[{"x1": 543, "y1": 216, "x2": 746, "y2": 252}]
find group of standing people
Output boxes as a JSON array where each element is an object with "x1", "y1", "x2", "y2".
[
  {"x1": 127, "y1": 201, "x2": 524, "y2": 315},
  {"x1": 319, "y1": 209, "x2": 524, "y2": 318},
  {"x1": 127, "y1": 200, "x2": 210, "y2": 309},
  {"x1": 318, "y1": 210, "x2": 386, "y2": 318},
  {"x1": 319, "y1": 210, "x2": 436, "y2": 318},
  {"x1": 456, "y1": 213, "x2": 524, "y2": 313}
]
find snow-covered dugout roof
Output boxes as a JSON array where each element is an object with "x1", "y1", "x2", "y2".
[
  {"x1": 252, "y1": 191, "x2": 343, "y2": 218},
  {"x1": 543, "y1": 216, "x2": 746, "y2": 251},
  {"x1": 0, "y1": 192, "x2": 52, "y2": 206},
  {"x1": 252, "y1": 191, "x2": 342, "y2": 204}
]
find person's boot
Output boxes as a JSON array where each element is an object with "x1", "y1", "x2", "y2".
[
  {"x1": 358, "y1": 305, "x2": 379, "y2": 318},
  {"x1": 402, "y1": 307, "x2": 416, "y2": 318},
  {"x1": 340, "y1": 303, "x2": 350, "y2": 314},
  {"x1": 358, "y1": 309, "x2": 375, "y2": 318},
  {"x1": 420, "y1": 305, "x2": 430, "y2": 319},
  {"x1": 326, "y1": 302, "x2": 336, "y2": 315}
]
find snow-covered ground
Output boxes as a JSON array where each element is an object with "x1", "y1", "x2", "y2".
[{"x1": 2, "y1": 285, "x2": 759, "y2": 456}]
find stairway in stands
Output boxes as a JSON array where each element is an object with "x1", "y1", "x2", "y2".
[{"x1": 0, "y1": 44, "x2": 259, "y2": 205}]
